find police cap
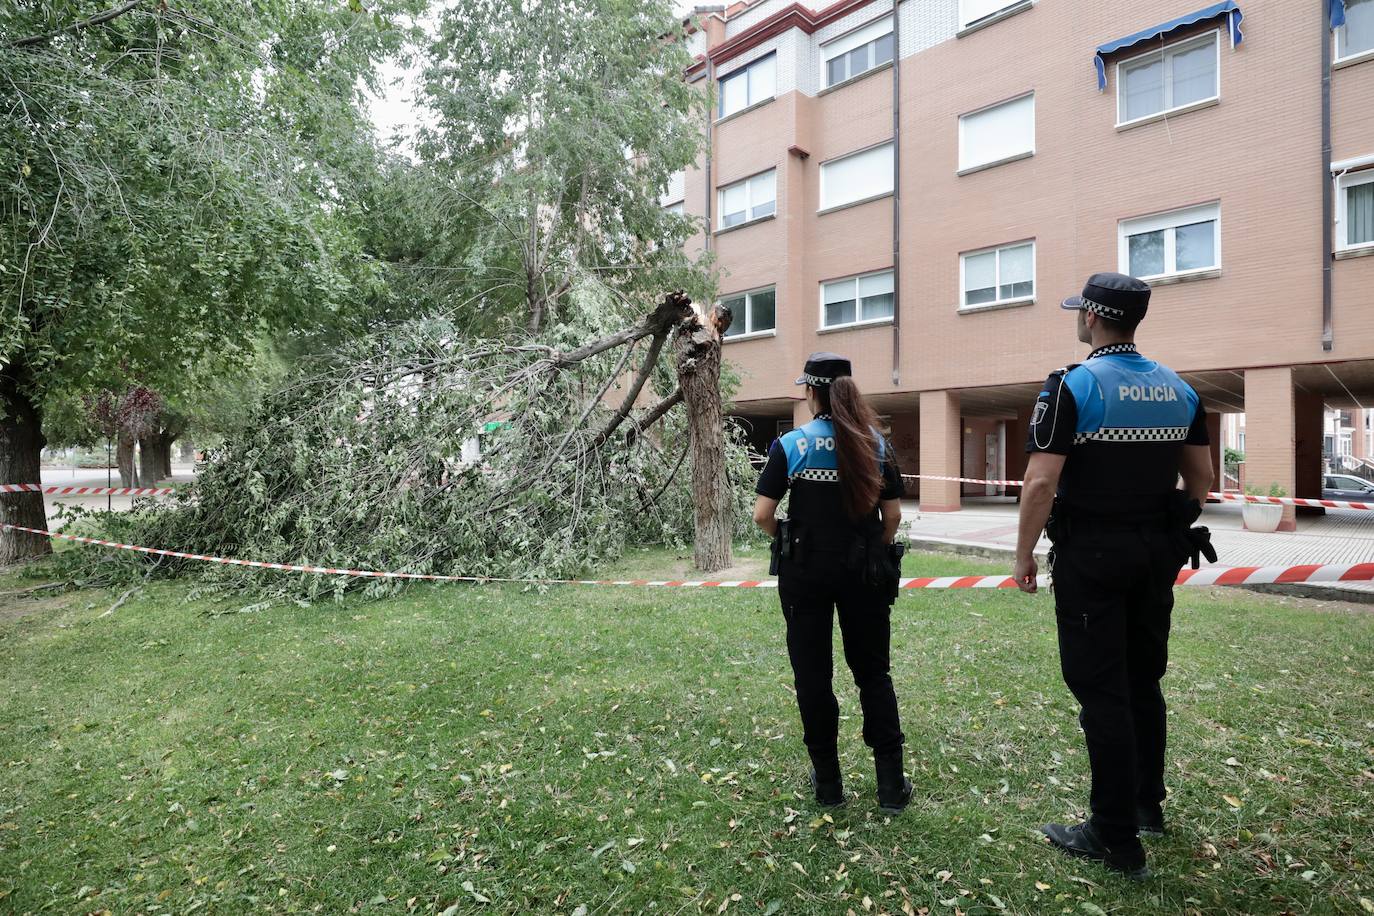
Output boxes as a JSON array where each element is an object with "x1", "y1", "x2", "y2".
[
  {"x1": 1061, "y1": 272, "x2": 1151, "y2": 323},
  {"x1": 795, "y1": 352, "x2": 852, "y2": 387}
]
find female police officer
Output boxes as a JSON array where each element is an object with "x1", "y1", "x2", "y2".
[{"x1": 752, "y1": 353, "x2": 912, "y2": 813}]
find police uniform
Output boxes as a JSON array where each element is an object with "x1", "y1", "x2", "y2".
[
  {"x1": 755, "y1": 353, "x2": 911, "y2": 811},
  {"x1": 1028, "y1": 273, "x2": 1210, "y2": 871}
]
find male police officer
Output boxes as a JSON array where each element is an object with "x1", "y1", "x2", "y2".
[{"x1": 1012, "y1": 273, "x2": 1215, "y2": 878}]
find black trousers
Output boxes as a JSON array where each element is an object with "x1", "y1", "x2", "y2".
[
  {"x1": 1051, "y1": 524, "x2": 1182, "y2": 845},
  {"x1": 778, "y1": 553, "x2": 905, "y2": 759}
]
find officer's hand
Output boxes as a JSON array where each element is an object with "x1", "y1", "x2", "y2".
[{"x1": 1013, "y1": 555, "x2": 1038, "y2": 593}]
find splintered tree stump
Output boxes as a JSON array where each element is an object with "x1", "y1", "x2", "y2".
[{"x1": 674, "y1": 301, "x2": 733, "y2": 573}]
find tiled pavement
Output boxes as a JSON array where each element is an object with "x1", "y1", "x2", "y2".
[{"x1": 902, "y1": 497, "x2": 1374, "y2": 596}]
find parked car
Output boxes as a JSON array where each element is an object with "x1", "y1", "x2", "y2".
[{"x1": 1322, "y1": 474, "x2": 1374, "y2": 501}]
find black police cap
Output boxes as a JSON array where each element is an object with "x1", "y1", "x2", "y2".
[
  {"x1": 1061, "y1": 272, "x2": 1151, "y2": 323},
  {"x1": 795, "y1": 352, "x2": 852, "y2": 387}
]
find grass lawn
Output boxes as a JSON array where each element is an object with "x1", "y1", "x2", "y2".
[{"x1": 1, "y1": 547, "x2": 1372, "y2": 915}]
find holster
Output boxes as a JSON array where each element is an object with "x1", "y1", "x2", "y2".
[
  {"x1": 1045, "y1": 502, "x2": 1071, "y2": 546},
  {"x1": 768, "y1": 518, "x2": 792, "y2": 576},
  {"x1": 1167, "y1": 491, "x2": 1217, "y2": 570}
]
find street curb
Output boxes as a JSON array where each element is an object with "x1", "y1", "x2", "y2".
[{"x1": 906, "y1": 536, "x2": 1374, "y2": 606}]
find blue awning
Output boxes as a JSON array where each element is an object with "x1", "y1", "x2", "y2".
[
  {"x1": 1331, "y1": 0, "x2": 1347, "y2": 28},
  {"x1": 1095, "y1": 2, "x2": 1245, "y2": 91}
]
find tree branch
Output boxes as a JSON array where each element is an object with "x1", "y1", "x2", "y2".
[
  {"x1": 552, "y1": 292, "x2": 691, "y2": 368},
  {"x1": 590, "y1": 326, "x2": 671, "y2": 449},
  {"x1": 624, "y1": 387, "x2": 683, "y2": 447},
  {"x1": 12, "y1": 0, "x2": 145, "y2": 48}
]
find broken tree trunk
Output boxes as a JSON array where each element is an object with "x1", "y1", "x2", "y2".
[{"x1": 674, "y1": 302, "x2": 734, "y2": 573}]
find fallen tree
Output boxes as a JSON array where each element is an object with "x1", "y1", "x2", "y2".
[{"x1": 57, "y1": 293, "x2": 755, "y2": 601}]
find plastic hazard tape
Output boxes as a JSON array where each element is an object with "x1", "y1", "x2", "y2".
[
  {"x1": 901, "y1": 474, "x2": 1374, "y2": 511},
  {"x1": 5, "y1": 523, "x2": 1373, "y2": 592},
  {"x1": 0, "y1": 484, "x2": 177, "y2": 496}
]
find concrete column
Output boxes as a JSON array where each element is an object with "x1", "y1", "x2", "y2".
[
  {"x1": 1354, "y1": 409, "x2": 1370, "y2": 461},
  {"x1": 791, "y1": 397, "x2": 811, "y2": 431},
  {"x1": 1206, "y1": 411, "x2": 1222, "y2": 497},
  {"x1": 1005, "y1": 404, "x2": 1033, "y2": 498},
  {"x1": 919, "y1": 389, "x2": 961, "y2": 512},
  {"x1": 1243, "y1": 367, "x2": 1297, "y2": 531},
  {"x1": 1294, "y1": 388, "x2": 1325, "y2": 517}
]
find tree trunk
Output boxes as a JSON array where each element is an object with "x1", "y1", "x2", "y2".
[
  {"x1": 0, "y1": 365, "x2": 51, "y2": 563},
  {"x1": 117, "y1": 434, "x2": 139, "y2": 488},
  {"x1": 159, "y1": 435, "x2": 175, "y2": 479},
  {"x1": 674, "y1": 304, "x2": 733, "y2": 573},
  {"x1": 138, "y1": 434, "x2": 162, "y2": 484}
]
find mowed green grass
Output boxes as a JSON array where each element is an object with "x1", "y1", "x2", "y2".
[{"x1": 1, "y1": 550, "x2": 1372, "y2": 916}]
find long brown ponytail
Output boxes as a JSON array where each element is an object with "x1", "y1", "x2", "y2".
[{"x1": 815, "y1": 376, "x2": 883, "y2": 520}]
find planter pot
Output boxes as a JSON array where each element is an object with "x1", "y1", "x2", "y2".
[{"x1": 1242, "y1": 501, "x2": 1284, "y2": 533}]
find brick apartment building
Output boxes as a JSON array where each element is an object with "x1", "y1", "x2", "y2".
[{"x1": 663, "y1": 0, "x2": 1374, "y2": 529}]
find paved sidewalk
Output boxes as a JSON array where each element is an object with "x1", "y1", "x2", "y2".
[
  {"x1": 38, "y1": 466, "x2": 197, "y2": 522},
  {"x1": 902, "y1": 496, "x2": 1374, "y2": 598}
]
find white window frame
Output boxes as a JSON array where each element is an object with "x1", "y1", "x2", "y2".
[
  {"x1": 1336, "y1": 168, "x2": 1374, "y2": 252},
  {"x1": 1117, "y1": 202, "x2": 1222, "y2": 281},
  {"x1": 663, "y1": 201, "x2": 685, "y2": 217},
  {"x1": 818, "y1": 141, "x2": 894, "y2": 212},
  {"x1": 958, "y1": 240, "x2": 1036, "y2": 311},
  {"x1": 720, "y1": 286, "x2": 778, "y2": 341},
  {"x1": 959, "y1": 0, "x2": 1029, "y2": 31},
  {"x1": 818, "y1": 268, "x2": 895, "y2": 331},
  {"x1": 716, "y1": 169, "x2": 776, "y2": 231},
  {"x1": 717, "y1": 53, "x2": 776, "y2": 120},
  {"x1": 1336, "y1": 0, "x2": 1374, "y2": 63},
  {"x1": 1115, "y1": 30, "x2": 1220, "y2": 128},
  {"x1": 819, "y1": 15, "x2": 894, "y2": 88},
  {"x1": 957, "y1": 92, "x2": 1035, "y2": 174}
]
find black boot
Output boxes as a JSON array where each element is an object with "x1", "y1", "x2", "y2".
[
  {"x1": 1136, "y1": 803, "x2": 1166, "y2": 838},
  {"x1": 873, "y1": 751, "x2": 912, "y2": 814},
  {"x1": 808, "y1": 750, "x2": 844, "y2": 807},
  {"x1": 1042, "y1": 821, "x2": 1148, "y2": 879}
]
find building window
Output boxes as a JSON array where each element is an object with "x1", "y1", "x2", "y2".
[
  {"x1": 821, "y1": 270, "x2": 894, "y2": 329},
  {"x1": 1118, "y1": 202, "x2": 1221, "y2": 280},
  {"x1": 960, "y1": 241, "x2": 1035, "y2": 308},
  {"x1": 959, "y1": 0, "x2": 1026, "y2": 30},
  {"x1": 1338, "y1": 169, "x2": 1374, "y2": 250},
  {"x1": 661, "y1": 169, "x2": 685, "y2": 207},
  {"x1": 958, "y1": 93, "x2": 1034, "y2": 173},
  {"x1": 1117, "y1": 32, "x2": 1219, "y2": 126},
  {"x1": 721, "y1": 287, "x2": 777, "y2": 338},
  {"x1": 664, "y1": 201, "x2": 685, "y2": 217},
  {"x1": 821, "y1": 16, "x2": 893, "y2": 88},
  {"x1": 1337, "y1": 0, "x2": 1374, "y2": 61},
  {"x1": 717, "y1": 170, "x2": 775, "y2": 229},
  {"x1": 718, "y1": 54, "x2": 776, "y2": 119},
  {"x1": 819, "y1": 143, "x2": 893, "y2": 211}
]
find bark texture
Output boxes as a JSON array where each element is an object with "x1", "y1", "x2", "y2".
[
  {"x1": 117, "y1": 435, "x2": 139, "y2": 488},
  {"x1": 0, "y1": 365, "x2": 51, "y2": 562},
  {"x1": 674, "y1": 302, "x2": 733, "y2": 572}
]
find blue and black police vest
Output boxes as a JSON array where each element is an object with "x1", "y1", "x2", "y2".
[
  {"x1": 1051, "y1": 350, "x2": 1200, "y2": 515},
  {"x1": 778, "y1": 416, "x2": 891, "y2": 538}
]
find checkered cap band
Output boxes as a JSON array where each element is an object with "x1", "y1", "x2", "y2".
[
  {"x1": 800, "y1": 372, "x2": 832, "y2": 386},
  {"x1": 794, "y1": 468, "x2": 839, "y2": 482},
  {"x1": 1074, "y1": 426, "x2": 1191, "y2": 445},
  {"x1": 1083, "y1": 297, "x2": 1126, "y2": 320}
]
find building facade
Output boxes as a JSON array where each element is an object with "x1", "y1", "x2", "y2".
[{"x1": 665, "y1": 0, "x2": 1374, "y2": 528}]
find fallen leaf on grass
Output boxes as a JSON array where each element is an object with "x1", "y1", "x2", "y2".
[
  {"x1": 461, "y1": 881, "x2": 490, "y2": 903},
  {"x1": 1224, "y1": 757, "x2": 1241, "y2": 767},
  {"x1": 1358, "y1": 897, "x2": 1373, "y2": 913},
  {"x1": 1223, "y1": 794, "x2": 1243, "y2": 808},
  {"x1": 1080, "y1": 904, "x2": 1108, "y2": 916},
  {"x1": 1034, "y1": 882, "x2": 1051, "y2": 891},
  {"x1": 764, "y1": 901, "x2": 782, "y2": 916}
]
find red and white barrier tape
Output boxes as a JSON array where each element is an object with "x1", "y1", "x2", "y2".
[
  {"x1": 5, "y1": 522, "x2": 1372, "y2": 592},
  {"x1": 0, "y1": 484, "x2": 177, "y2": 497},
  {"x1": 901, "y1": 474, "x2": 1374, "y2": 511}
]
